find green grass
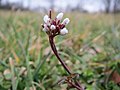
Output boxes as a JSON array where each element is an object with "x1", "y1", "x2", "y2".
[{"x1": 0, "y1": 9, "x2": 120, "y2": 90}]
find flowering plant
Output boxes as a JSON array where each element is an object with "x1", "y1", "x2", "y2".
[
  {"x1": 42, "y1": 11, "x2": 69, "y2": 36},
  {"x1": 42, "y1": 10, "x2": 84, "y2": 90}
]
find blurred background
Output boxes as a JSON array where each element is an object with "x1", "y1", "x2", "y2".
[
  {"x1": 0, "y1": 0, "x2": 120, "y2": 90},
  {"x1": 0, "y1": 0, "x2": 120, "y2": 13}
]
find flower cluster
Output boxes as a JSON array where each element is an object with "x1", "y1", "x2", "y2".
[{"x1": 42, "y1": 11, "x2": 70, "y2": 36}]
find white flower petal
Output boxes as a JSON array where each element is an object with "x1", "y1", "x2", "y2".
[
  {"x1": 42, "y1": 28, "x2": 47, "y2": 32},
  {"x1": 50, "y1": 25, "x2": 56, "y2": 30},
  {"x1": 62, "y1": 18, "x2": 70, "y2": 25},
  {"x1": 60, "y1": 28, "x2": 68, "y2": 35},
  {"x1": 56, "y1": 13, "x2": 63, "y2": 20},
  {"x1": 42, "y1": 24, "x2": 49, "y2": 32},
  {"x1": 43, "y1": 15, "x2": 50, "y2": 23},
  {"x1": 44, "y1": 24, "x2": 48, "y2": 29}
]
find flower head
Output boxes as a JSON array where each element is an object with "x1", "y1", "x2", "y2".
[
  {"x1": 42, "y1": 28, "x2": 47, "y2": 32},
  {"x1": 50, "y1": 25, "x2": 56, "y2": 30},
  {"x1": 43, "y1": 15, "x2": 50, "y2": 23},
  {"x1": 62, "y1": 18, "x2": 70, "y2": 25},
  {"x1": 42, "y1": 24, "x2": 48, "y2": 32},
  {"x1": 56, "y1": 13, "x2": 63, "y2": 20},
  {"x1": 42, "y1": 10, "x2": 70, "y2": 37},
  {"x1": 60, "y1": 28, "x2": 68, "y2": 35}
]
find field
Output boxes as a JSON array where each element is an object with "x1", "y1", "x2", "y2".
[{"x1": 0, "y1": 10, "x2": 120, "y2": 90}]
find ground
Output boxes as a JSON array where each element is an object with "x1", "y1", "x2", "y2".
[{"x1": 0, "y1": 10, "x2": 120, "y2": 90}]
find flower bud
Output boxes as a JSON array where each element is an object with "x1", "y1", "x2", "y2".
[
  {"x1": 43, "y1": 24, "x2": 48, "y2": 30},
  {"x1": 43, "y1": 24, "x2": 48, "y2": 32},
  {"x1": 50, "y1": 25, "x2": 56, "y2": 30},
  {"x1": 60, "y1": 28, "x2": 68, "y2": 35},
  {"x1": 43, "y1": 15, "x2": 50, "y2": 23},
  {"x1": 56, "y1": 13, "x2": 63, "y2": 20},
  {"x1": 62, "y1": 18, "x2": 70, "y2": 25},
  {"x1": 42, "y1": 28, "x2": 47, "y2": 32}
]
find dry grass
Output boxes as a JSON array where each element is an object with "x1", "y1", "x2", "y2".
[{"x1": 0, "y1": 9, "x2": 120, "y2": 90}]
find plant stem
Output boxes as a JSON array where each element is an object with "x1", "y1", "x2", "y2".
[
  {"x1": 49, "y1": 36, "x2": 71, "y2": 74},
  {"x1": 67, "y1": 80, "x2": 83, "y2": 90},
  {"x1": 49, "y1": 36, "x2": 84, "y2": 90}
]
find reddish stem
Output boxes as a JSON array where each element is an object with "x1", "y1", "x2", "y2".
[
  {"x1": 49, "y1": 36, "x2": 84, "y2": 90},
  {"x1": 49, "y1": 10, "x2": 52, "y2": 19},
  {"x1": 49, "y1": 36, "x2": 71, "y2": 74},
  {"x1": 67, "y1": 80, "x2": 83, "y2": 90}
]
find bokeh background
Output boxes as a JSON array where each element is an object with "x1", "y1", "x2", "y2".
[
  {"x1": 0, "y1": 0, "x2": 120, "y2": 13},
  {"x1": 0, "y1": 0, "x2": 120, "y2": 90}
]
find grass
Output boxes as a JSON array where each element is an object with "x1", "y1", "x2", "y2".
[{"x1": 0, "y1": 9, "x2": 120, "y2": 90}]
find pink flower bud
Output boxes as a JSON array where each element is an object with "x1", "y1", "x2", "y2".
[
  {"x1": 43, "y1": 24, "x2": 48, "y2": 32},
  {"x1": 62, "y1": 18, "x2": 70, "y2": 25},
  {"x1": 56, "y1": 13, "x2": 63, "y2": 20},
  {"x1": 60, "y1": 28, "x2": 68, "y2": 35},
  {"x1": 44, "y1": 24, "x2": 48, "y2": 29},
  {"x1": 50, "y1": 25, "x2": 56, "y2": 30}
]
